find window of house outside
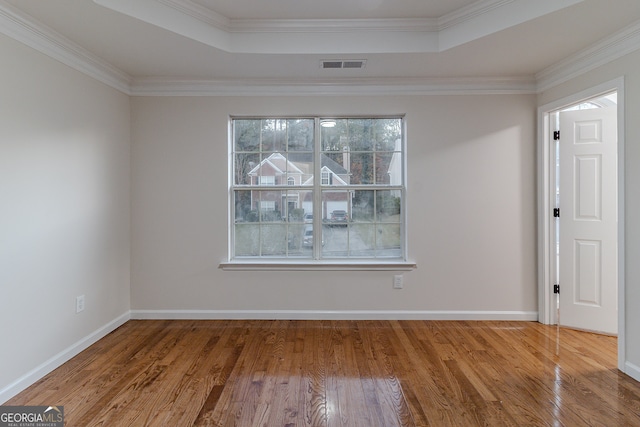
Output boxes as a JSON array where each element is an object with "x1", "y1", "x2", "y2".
[
  {"x1": 230, "y1": 117, "x2": 406, "y2": 263},
  {"x1": 259, "y1": 175, "x2": 275, "y2": 185}
]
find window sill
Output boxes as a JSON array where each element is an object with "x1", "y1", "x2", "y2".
[{"x1": 219, "y1": 260, "x2": 417, "y2": 271}]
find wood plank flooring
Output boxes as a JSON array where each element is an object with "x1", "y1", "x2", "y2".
[{"x1": 6, "y1": 320, "x2": 640, "y2": 426}]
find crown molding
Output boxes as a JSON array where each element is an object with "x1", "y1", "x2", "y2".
[
  {"x1": 1, "y1": 1, "x2": 638, "y2": 97},
  {"x1": 438, "y1": 0, "x2": 514, "y2": 30},
  {"x1": 93, "y1": 0, "x2": 583, "y2": 54},
  {"x1": 130, "y1": 76, "x2": 537, "y2": 97},
  {"x1": 230, "y1": 18, "x2": 438, "y2": 34},
  {"x1": 158, "y1": 0, "x2": 439, "y2": 33},
  {"x1": 159, "y1": 0, "x2": 570, "y2": 35},
  {"x1": 536, "y1": 19, "x2": 640, "y2": 92},
  {"x1": 0, "y1": 1, "x2": 131, "y2": 93},
  {"x1": 438, "y1": 0, "x2": 584, "y2": 51},
  {"x1": 157, "y1": 0, "x2": 230, "y2": 30}
]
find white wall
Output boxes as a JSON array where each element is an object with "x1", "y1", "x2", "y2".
[
  {"x1": 538, "y1": 49, "x2": 640, "y2": 380},
  {"x1": 130, "y1": 94, "x2": 537, "y2": 317},
  {"x1": 0, "y1": 35, "x2": 131, "y2": 399}
]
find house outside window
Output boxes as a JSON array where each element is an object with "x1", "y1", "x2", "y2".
[{"x1": 231, "y1": 117, "x2": 405, "y2": 261}]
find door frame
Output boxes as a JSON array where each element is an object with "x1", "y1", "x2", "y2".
[{"x1": 537, "y1": 77, "x2": 625, "y2": 371}]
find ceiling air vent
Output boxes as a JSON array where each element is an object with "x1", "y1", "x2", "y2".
[{"x1": 321, "y1": 60, "x2": 366, "y2": 69}]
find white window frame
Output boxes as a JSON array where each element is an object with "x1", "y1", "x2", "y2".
[{"x1": 222, "y1": 116, "x2": 416, "y2": 271}]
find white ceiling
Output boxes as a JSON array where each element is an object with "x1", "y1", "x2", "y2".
[{"x1": 1, "y1": 0, "x2": 640, "y2": 94}]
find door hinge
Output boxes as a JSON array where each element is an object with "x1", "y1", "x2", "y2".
[
  {"x1": 553, "y1": 208, "x2": 560, "y2": 218},
  {"x1": 554, "y1": 131, "x2": 560, "y2": 141},
  {"x1": 554, "y1": 284, "x2": 560, "y2": 294}
]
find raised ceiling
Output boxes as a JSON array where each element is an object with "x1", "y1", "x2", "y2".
[
  {"x1": 191, "y1": 0, "x2": 479, "y2": 20},
  {"x1": 1, "y1": 0, "x2": 639, "y2": 94}
]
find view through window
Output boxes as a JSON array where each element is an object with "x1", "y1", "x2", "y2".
[{"x1": 231, "y1": 117, "x2": 405, "y2": 261}]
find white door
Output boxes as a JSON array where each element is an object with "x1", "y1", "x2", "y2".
[{"x1": 558, "y1": 106, "x2": 617, "y2": 334}]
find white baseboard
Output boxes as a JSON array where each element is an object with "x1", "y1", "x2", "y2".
[
  {"x1": 0, "y1": 311, "x2": 130, "y2": 404},
  {"x1": 625, "y1": 361, "x2": 640, "y2": 383},
  {"x1": 131, "y1": 309, "x2": 538, "y2": 321}
]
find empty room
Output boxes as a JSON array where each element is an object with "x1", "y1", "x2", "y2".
[{"x1": 1, "y1": 0, "x2": 640, "y2": 425}]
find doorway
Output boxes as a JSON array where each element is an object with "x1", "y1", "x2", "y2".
[{"x1": 538, "y1": 78, "x2": 625, "y2": 370}]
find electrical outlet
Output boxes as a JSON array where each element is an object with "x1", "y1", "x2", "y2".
[
  {"x1": 76, "y1": 295, "x2": 85, "y2": 313},
  {"x1": 393, "y1": 275, "x2": 403, "y2": 289}
]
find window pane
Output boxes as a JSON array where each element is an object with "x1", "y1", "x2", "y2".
[
  {"x1": 377, "y1": 190, "x2": 402, "y2": 222},
  {"x1": 322, "y1": 224, "x2": 349, "y2": 257},
  {"x1": 260, "y1": 119, "x2": 276, "y2": 152},
  {"x1": 376, "y1": 224, "x2": 402, "y2": 256},
  {"x1": 321, "y1": 154, "x2": 349, "y2": 185},
  {"x1": 234, "y1": 120, "x2": 261, "y2": 152},
  {"x1": 255, "y1": 190, "x2": 282, "y2": 221},
  {"x1": 349, "y1": 223, "x2": 376, "y2": 256},
  {"x1": 273, "y1": 119, "x2": 288, "y2": 152},
  {"x1": 283, "y1": 190, "x2": 307, "y2": 222},
  {"x1": 261, "y1": 224, "x2": 287, "y2": 255},
  {"x1": 234, "y1": 190, "x2": 254, "y2": 222},
  {"x1": 235, "y1": 153, "x2": 259, "y2": 185},
  {"x1": 297, "y1": 190, "x2": 313, "y2": 222},
  {"x1": 253, "y1": 153, "x2": 280, "y2": 186},
  {"x1": 287, "y1": 152, "x2": 314, "y2": 186},
  {"x1": 375, "y1": 118, "x2": 403, "y2": 151},
  {"x1": 322, "y1": 190, "x2": 351, "y2": 224},
  {"x1": 288, "y1": 223, "x2": 310, "y2": 255},
  {"x1": 349, "y1": 152, "x2": 374, "y2": 184},
  {"x1": 321, "y1": 119, "x2": 346, "y2": 152},
  {"x1": 287, "y1": 119, "x2": 314, "y2": 151},
  {"x1": 348, "y1": 118, "x2": 375, "y2": 151},
  {"x1": 375, "y1": 151, "x2": 396, "y2": 185},
  {"x1": 253, "y1": 119, "x2": 287, "y2": 153},
  {"x1": 385, "y1": 150, "x2": 403, "y2": 186},
  {"x1": 234, "y1": 223, "x2": 260, "y2": 256},
  {"x1": 352, "y1": 190, "x2": 374, "y2": 222}
]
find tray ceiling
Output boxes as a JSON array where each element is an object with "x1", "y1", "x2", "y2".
[{"x1": 1, "y1": 0, "x2": 639, "y2": 94}]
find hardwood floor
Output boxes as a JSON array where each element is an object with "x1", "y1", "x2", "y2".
[{"x1": 6, "y1": 320, "x2": 640, "y2": 426}]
